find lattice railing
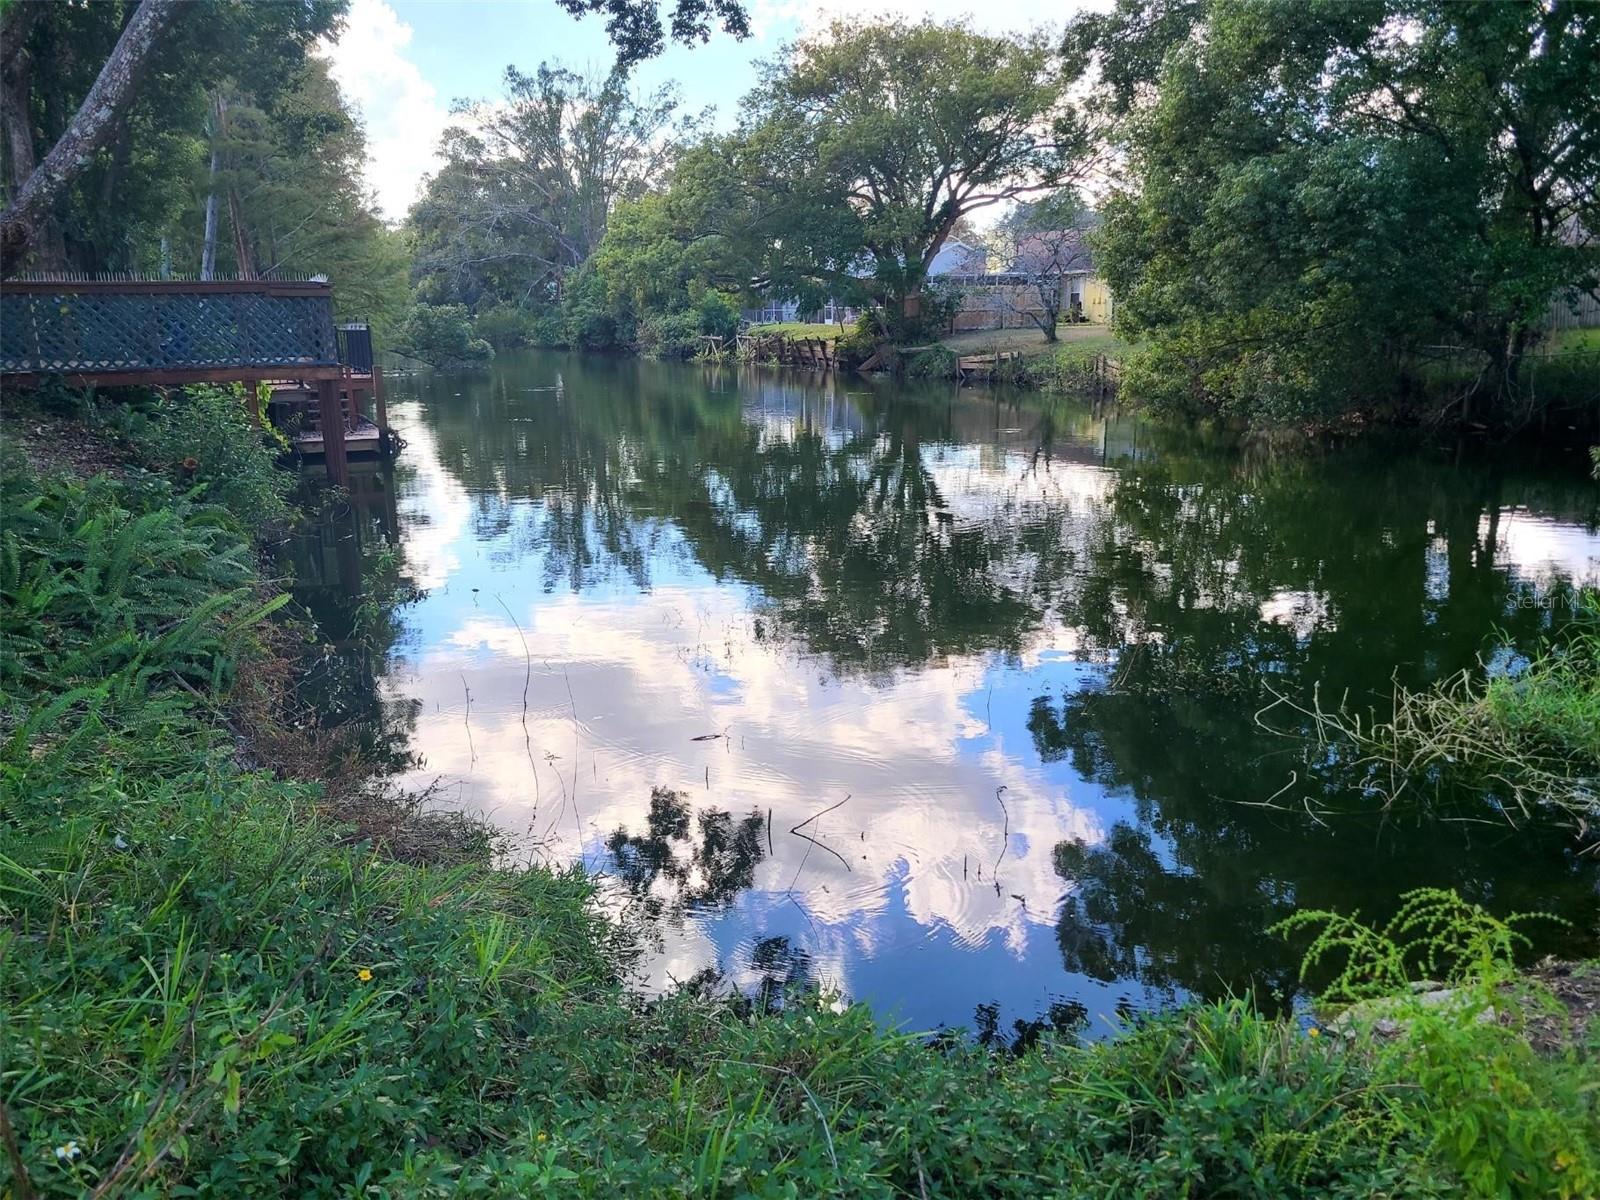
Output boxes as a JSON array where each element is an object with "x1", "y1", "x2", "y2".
[{"x1": 1, "y1": 283, "x2": 339, "y2": 374}]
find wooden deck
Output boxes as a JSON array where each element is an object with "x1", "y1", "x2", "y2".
[
  {"x1": 0, "y1": 277, "x2": 392, "y2": 485},
  {"x1": 267, "y1": 366, "x2": 392, "y2": 473},
  {"x1": 956, "y1": 350, "x2": 1023, "y2": 381},
  {"x1": 292, "y1": 414, "x2": 385, "y2": 456}
]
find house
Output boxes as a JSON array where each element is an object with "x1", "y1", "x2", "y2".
[
  {"x1": 928, "y1": 239, "x2": 988, "y2": 276},
  {"x1": 944, "y1": 229, "x2": 1115, "y2": 330}
]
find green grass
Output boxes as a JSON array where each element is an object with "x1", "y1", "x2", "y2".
[
  {"x1": 1304, "y1": 596, "x2": 1600, "y2": 835},
  {"x1": 941, "y1": 324, "x2": 1125, "y2": 359},
  {"x1": 1544, "y1": 327, "x2": 1600, "y2": 354},
  {"x1": 746, "y1": 321, "x2": 847, "y2": 341},
  {"x1": 3, "y1": 443, "x2": 1597, "y2": 1197}
]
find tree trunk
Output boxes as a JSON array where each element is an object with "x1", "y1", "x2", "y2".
[
  {"x1": 200, "y1": 94, "x2": 224, "y2": 280},
  {"x1": 0, "y1": 0, "x2": 178, "y2": 275},
  {"x1": 227, "y1": 184, "x2": 254, "y2": 278},
  {"x1": 0, "y1": 2, "x2": 66, "y2": 272},
  {"x1": 199, "y1": 171, "x2": 219, "y2": 279}
]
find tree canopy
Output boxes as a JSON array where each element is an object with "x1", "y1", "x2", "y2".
[
  {"x1": 1075, "y1": 0, "x2": 1600, "y2": 424},
  {"x1": 410, "y1": 64, "x2": 687, "y2": 311},
  {"x1": 718, "y1": 19, "x2": 1090, "y2": 324}
]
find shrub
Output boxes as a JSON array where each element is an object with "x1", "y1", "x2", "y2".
[
  {"x1": 906, "y1": 345, "x2": 957, "y2": 379},
  {"x1": 872, "y1": 280, "x2": 964, "y2": 346},
  {"x1": 833, "y1": 314, "x2": 881, "y2": 369},
  {"x1": 473, "y1": 302, "x2": 537, "y2": 350},
  {"x1": 124, "y1": 383, "x2": 292, "y2": 534},
  {"x1": 1025, "y1": 344, "x2": 1108, "y2": 392},
  {"x1": 398, "y1": 303, "x2": 494, "y2": 367},
  {"x1": 528, "y1": 310, "x2": 568, "y2": 348},
  {"x1": 560, "y1": 269, "x2": 634, "y2": 352},
  {"x1": 693, "y1": 290, "x2": 741, "y2": 341},
  {"x1": 635, "y1": 310, "x2": 702, "y2": 359},
  {"x1": 1277, "y1": 889, "x2": 1599, "y2": 1199}
]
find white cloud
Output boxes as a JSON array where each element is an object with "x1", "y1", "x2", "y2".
[{"x1": 320, "y1": 0, "x2": 450, "y2": 222}]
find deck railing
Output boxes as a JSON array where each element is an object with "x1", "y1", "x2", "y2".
[
  {"x1": 336, "y1": 322, "x2": 374, "y2": 374},
  {"x1": 0, "y1": 279, "x2": 339, "y2": 376}
]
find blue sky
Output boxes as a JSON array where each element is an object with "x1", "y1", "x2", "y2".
[{"x1": 322, "y1": 0, "x2": 1097, "y2": 220}]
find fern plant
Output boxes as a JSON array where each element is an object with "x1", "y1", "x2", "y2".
[
  {"x1": 1271, "y1": 887, "x2": 1555, "y2": 1002},
  {"x1": 0, "y1": 460, "x2": 286, "y2": 750}
]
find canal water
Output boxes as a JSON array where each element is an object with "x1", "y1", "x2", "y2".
[{"x1": 290, "y1": 349, "x2": 1600, "y2": 1041}]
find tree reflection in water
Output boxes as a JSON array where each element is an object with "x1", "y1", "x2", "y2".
[
  {"x1": 328, "y1": 350, "x2": 1599, "y2": 1030},
  {"x1": 606, "y1": 787, "x2": 767, "y2": 917},
  {"x1": 605, "y1": 787, "x2": 826, "y2": 1011}
]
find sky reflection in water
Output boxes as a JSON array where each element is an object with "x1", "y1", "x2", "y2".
[{"x1": 298, "y1": 350, "x2": 1600, "y2": 1041}]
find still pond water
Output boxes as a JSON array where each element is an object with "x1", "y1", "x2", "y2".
[{"x1": 293, "y1": 349, "x2": 1600, "y2": 1042}]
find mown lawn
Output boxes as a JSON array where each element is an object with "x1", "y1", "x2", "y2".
[
  {"x1": 940, "y1": 323, "x2": 1127, "y2": 358},
  {"x1": 1544, "y1": 326, "x2": 1600, "y2": 353},
  {"x1": 746, "y1": 321, "x2": 848, "y2": 340}
]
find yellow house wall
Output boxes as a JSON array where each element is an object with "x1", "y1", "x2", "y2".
[{"x1": 1081, "y1": 277, "x2": 1115, "y2": 324}]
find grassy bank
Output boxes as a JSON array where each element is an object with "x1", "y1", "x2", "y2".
[
  {"x1": 1298, "y1": 593, "x2": 1599, "y2": 838},
  {"x1": 2, "y1": 406, "x2": 1598, "y2": 1197}
]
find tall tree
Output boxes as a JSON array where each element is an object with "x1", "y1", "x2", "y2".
[
  {"x1": 410, "y1": 64, "x2": 685, "y2": 306},
  {"x1": 1076, "y1": 0, "x2": 1600, "y2": 424},
  {"x1": 0, "y1": 0, "x2": 178, "y2": 272},
  {"x1": 174, "y1": 60, "x2": 411, "y2": 335},
  {"x1": 985, "y1": 190, "x2": 1094, "y2": 341},
  {"x1": 1, "y1": 0, "x2": 347, "y2": 275},
  {"x1": 733, "y1": 19, "x2": 1091, "y2": 325}
]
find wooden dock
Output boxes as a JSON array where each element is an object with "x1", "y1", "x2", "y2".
[
  {"x1": 268, "y1": 359, "x2": 392, "y2": 474},
  {"x1": 955, "y1": 350, "x2": 1023, "y2": 381},
  {"x1": 0, "y1": 277, "x2": 393, "y2": 485}
]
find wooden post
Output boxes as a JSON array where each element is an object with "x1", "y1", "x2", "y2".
[
  {"x1": 318, "y1": 377, "x2": 348, "y2": 485},
  {"x1": 243, "y1": 382, "x2": 261, "y2": 427},
  {"x1": 372, "y1": 364, "x2": 390, "y2": 453}
]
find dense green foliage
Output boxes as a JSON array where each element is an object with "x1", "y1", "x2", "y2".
[
  {"x1": 409, "y1": 64, "x2": 686, "y2": 313},
  {"x1": 1073, "y1": 0, "x2": 1600, "y2": 426},
  {"x1": 709, "y1": 19, "x2": 1085, "y2": 327},
  {"x1": 397, "y1": 303, "x2": 495, "y2": 368},
  {"x1": 1, "y1": 0, "x2": 343, "y2": 264},
  {"x1": 120, "y1": 384, "x2": 294, "y2": 534},
  {"x1": 1, "y1": 1, "x2": 408, "y2": 335},
  {"x1": 407, "y1": 18, "x2": 1090, "y2": 354},
  {"x1": 1276, "y1": 889, "x2": 1598, "y2": 1197}
]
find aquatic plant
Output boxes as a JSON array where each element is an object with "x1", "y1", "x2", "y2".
[{"x1": 1258, "y1": 596, "x2": 1599, "y2": 838}]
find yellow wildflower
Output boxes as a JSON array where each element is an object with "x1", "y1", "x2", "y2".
[{"x1": 357, "y1": 967, "x2": 374, "y2": 983}]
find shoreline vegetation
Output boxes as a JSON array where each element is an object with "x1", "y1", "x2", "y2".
[{"x1": 3, "y1": 392, "x2": 1599, "y2": 1198}]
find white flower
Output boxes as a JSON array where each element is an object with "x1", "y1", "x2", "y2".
[{"x1": 54, "y1": 1140, "x2": 81, "y2": 1161}]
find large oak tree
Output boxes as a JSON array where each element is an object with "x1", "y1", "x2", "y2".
[
  {"x1": 1074, "y1": 0, "x2": 1600, "y2": 424},
  {"x1": 738, "y1": 19, "x2": 1090, "y2": 324}
]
